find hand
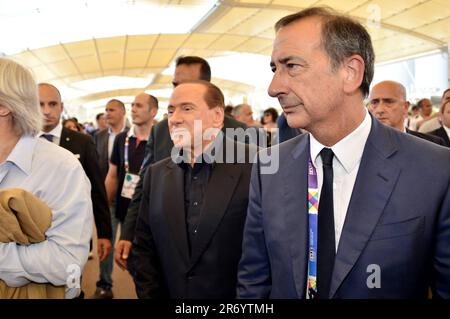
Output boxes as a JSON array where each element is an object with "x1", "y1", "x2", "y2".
[
  {"x1": 97, "y1": 238, "x2": 112, "y2": 262},
  {"x1": 115, "y1": 240, "x2": 132, "y2": 270}
]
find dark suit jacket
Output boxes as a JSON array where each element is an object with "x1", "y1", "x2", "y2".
[
  {"x1": 237, "y1": 116, "x2": 450, "y2": 298},
  {"x1": 406, "y1": 127, "x2": 446, "y2": 146},
  {"x1": 93, "y1": 127, "x2": 129, "y2": 181},
  {"x1": 276, "y1": 112, "x2": 302, "y2": 144},
  {"x1": 93, "y1": 128, "x2": 110, "y2": 181},
  {"x1": 60, "y1": 127, "x2": 112, "y2": 239},
  {"x1": 132, "y1": 138, "x2": 256, "y2": 298},
  {"x1": 429, "y1": 126, "x2": 450, "y2": 147},
  {"x1": 120, "y1": 116, "x2": 248, "y2": 241}
]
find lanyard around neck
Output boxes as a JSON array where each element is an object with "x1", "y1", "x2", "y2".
[{"x1": 307, "y1": 156, "x2": 319, "y2": 299}]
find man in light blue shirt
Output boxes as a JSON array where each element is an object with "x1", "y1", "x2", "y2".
[{"x1": 0, "y1": 58, "x2": 93, "y2": 298}]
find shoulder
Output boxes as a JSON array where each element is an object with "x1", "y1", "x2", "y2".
[
  {"x1": 408, "y1": 129, "x2": 444, "y2": 145},
  {"x1": 115, "y1": 131, "x2": 128, "y2": 140},
  {"x1": 153, "y1": 119, "x2": 169, "y2": 133},
  {"x1": 94, "y1": 128, "x2": 108, "y2": 141},
  {"x1": 34, "y1": 138, "x2": 85, "y2": 172},
  {"x1": 389, "y1": 127, "x2": 450, "y2": 167},
  {"x1": 224, "y1": 116, "x2": 247, "y2": 129},
  {"x1": 63, "y1": 128, "x2": 93, "y2": 144}
]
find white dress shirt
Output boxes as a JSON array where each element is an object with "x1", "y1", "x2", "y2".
[
  {"x1": 444, "y1": 125, "x2": 450, "y2": 141},
  {"x1": 0, "y1": 135, "x2": 93, "y2": 298},
  {"x1": 38, "y1": 123, "x2": 63, "y2": 145},
  {"x1": 108, "y1": 126, "x2": 127, "y2": 159},
  {"x1": 309, "y1": 110, "x2": 372, "y2": 251}
]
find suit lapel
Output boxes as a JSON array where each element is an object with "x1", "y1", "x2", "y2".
[
  {"x1": 439, "y1": 127, "x2": 450, "y2": 146},
  {"x1": 188, "y1": 162, "x2": 243, "y2": 270},
  {"x1": 285, "y1": 134, "x2": 309, "y2": 299},
  {"x1": 59, "y1": 127, "x2": 70, "y2": 148},
  {"x1": 164, "y1": 161, "x2": 190, "y2": 265},
  {"x1": 329, "y1": 119, "x2": 401, "y2": 298}
]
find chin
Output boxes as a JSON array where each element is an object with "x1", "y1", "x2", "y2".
[{"x1": 285, "y1": 115, "x2": 307, "y2": 129}]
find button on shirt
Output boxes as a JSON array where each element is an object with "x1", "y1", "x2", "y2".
[
  {"x1": 0, "y1": 136, "x2": 93, "y2": 298},
  {"x1": 309, "y1": 110, "x2": 372, "y2": 250}
]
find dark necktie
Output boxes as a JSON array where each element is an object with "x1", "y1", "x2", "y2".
[
  {"x1": 317, "y1": 148, "x2": 336, "y2": 299},
  {"x1": 41, "y1": 134, "x2": 54, "y2": 143}
]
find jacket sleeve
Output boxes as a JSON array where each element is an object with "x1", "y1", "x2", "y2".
[
  {"x1": 82, "y1": 136, "x2": 112, "y2": 239},
  {"x1": 130, "y1": 166, "x2": 167, "y2": 298},
  {"x1": 432, "y1": 177, "x2": 450, "y2": 298},
  {"x1": 237, "y1": 158, "x2": 272, "y2": 298}
]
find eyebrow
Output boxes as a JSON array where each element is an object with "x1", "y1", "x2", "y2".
[{"x1": 270, "y1": 56, "x2": 308, "y2": 68}]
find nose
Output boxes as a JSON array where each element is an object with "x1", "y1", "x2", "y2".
[
  {"x1": 268, "y1": 69, "x2": 287, "y2": 98},
  {"x1": 168, "y1": 108, "x2": 183, "y2": 126},
  {"x1": 41, "y1": 104, "x2": 50, "y2": 115}
]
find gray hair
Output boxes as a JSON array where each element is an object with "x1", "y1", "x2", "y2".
[
  {"x1": 0, "y1": 58, "x2": 42, "y2": 136},
  {"x1": 275, "y1": 7, "x2": 375, "y2": 98},
  {"x1": 232, "y1": 104, "x2": 250, "y2": 117}
]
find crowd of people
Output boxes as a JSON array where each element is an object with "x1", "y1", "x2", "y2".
[{"x1": 0, "y1": 6, "x2": 449, "y2": 300}]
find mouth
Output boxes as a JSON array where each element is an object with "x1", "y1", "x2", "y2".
[{"x1": 281, "y1": 103, "x2": 303, "y2": 114}]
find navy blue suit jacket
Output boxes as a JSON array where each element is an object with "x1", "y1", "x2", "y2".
[{"x1": 237, "y1": 116, "x2": 450, "y2": 298}]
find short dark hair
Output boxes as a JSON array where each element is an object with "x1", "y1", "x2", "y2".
[
  {"x1": 442, "y1": 88, "x2": 450, "y2": 100},
  {"x1": 417, "y1": 98, "x2": 430, "y2": 109},
  {"x1": 275, "y1": 7, "x2": 375, "y2": 98},
  {"x1": 95, "y1": 112, "x2": 104, "y2": 121},
  {"x1": 176, "y1": 56, "x2": 211, "y2": 81},
  {"x1": 263, "y1": 107, "x2": 279, "y2": 122},
  {"x1": 224, "y1": 105, "x2": 234, "y2": 117},
  {"x1": 107, "y1": 98, "x2": 125, "y2": 110},
  {"x1": 180, "y1": 80, "x2": 224, "y2": 109}
]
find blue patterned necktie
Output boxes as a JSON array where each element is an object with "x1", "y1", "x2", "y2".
[{"x1": 41, "y1": 134, "x2": 54, "y2": 143}]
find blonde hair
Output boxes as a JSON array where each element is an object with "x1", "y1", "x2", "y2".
[{"x1": 0, "y1": 58, "x2": 42, "y2": 136}]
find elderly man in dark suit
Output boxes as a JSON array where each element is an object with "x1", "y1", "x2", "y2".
[
  {"x1": 132, "y1": 81, "x2": 257, "y2": 298},
  {"x1": 114, "y1": 56, "x2": 247, "y2": 269},
  {"x1": 238, "y1": 7, "x2": 450, "y2": 299},
  {"x1": 38, "y1": 83, "x2": 112, "y2": 262}
]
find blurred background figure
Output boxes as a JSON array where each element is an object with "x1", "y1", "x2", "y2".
[
  {"x1": 224, "y1": 105, "x2": 234, "y2": 118},
  {"x1": 261, "y1": 107, "x2": 279, "y2": 147},
  {"x1": 232, "y1": 103, "x2": 262, "y2": 128},
  {"x1": 63, "y1": 118, "x2": 82, "y2": 132}
]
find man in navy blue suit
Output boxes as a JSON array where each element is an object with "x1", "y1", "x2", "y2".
[{"x1": 237, "y1": 7, "x2": 450, "y2": 299}]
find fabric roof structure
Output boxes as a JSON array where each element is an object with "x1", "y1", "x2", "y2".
[{"x1": 3, "y1": 0, "x2": 450, "y2": 119}]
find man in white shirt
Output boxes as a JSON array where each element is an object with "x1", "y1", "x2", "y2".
[
  {"x1": 0, "y1": 58, "x2": 93, "y2": 298},
  {"x1": 237, "y1": 7, "x2": 450, "y2": 299},
  {"x1": 38, "y1": 83, "x2": 112, "y2": 264}
]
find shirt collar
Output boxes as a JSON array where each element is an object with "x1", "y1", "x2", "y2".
[
  {"x1": 108, "y1": 124, "x2": 127, "y2": 136},
  {"x1": 39, "y1": 123, "x2": 62, "y2": 138},
  {"x1": 310, "y1": 109, "x2": 372, "y2": 174},
  {"x1": 127, "y1": 125, "x2": 137, "y2": 138},
  {"x1": 443, "y1": 124, "x2": 450, "y2": 138},
  {"x1": 6, "y1": 135, "x2": 37, "y2": 176}
]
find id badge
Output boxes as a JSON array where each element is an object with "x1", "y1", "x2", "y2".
[{"x1": 121, "y1": 173, "x2": 140, "y2": 199}]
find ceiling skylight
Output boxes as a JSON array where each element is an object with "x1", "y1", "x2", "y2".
[
  {"x1": 70, "y1": 75, "x2": 153, "y2": 94},
  {"x1": 0, "y1": 0, "x2": 218, "y2": 55}
]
